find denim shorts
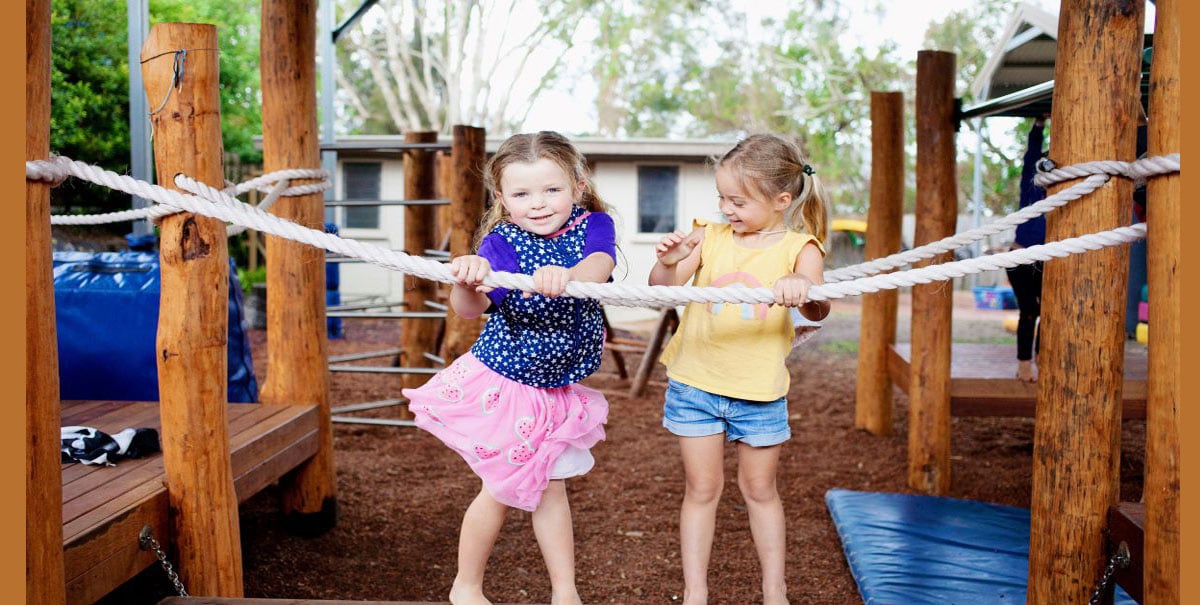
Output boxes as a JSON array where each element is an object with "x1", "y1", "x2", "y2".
[{"x1": 662, "y1": 379, "x2": 790, "y2": 447}]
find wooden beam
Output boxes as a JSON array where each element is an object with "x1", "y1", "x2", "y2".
[
  {"x1": 142, "y1": 22, "x2": 243, "y2": 597},
  {"x1": 260, "y1": 0, "x2": 338, "y2": 533},
  {"x1": 854, "y1": 91, "x2": 904, "y2": 436},
  {"x1": 1143, "y1": 0, "x2": 1180, "y2": 601},
  {"x1": 401, "y1": 131, "x2": 440, "y2": 399},
  {"x1": 907, "y1": 51, "x2": 957, "y2": 495},
  {"x1": 26, "y1": 0, "x2": 66, "y2": 602},
  {"x1": 1027, "y1": 1, "x2": 1145, "y2": 603},
  {"x1": 440, "y1": 125, "x2": 487, "y2": 361}
]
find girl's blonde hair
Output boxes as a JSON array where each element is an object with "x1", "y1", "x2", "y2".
[
  {"x1": 475, "y1": 131, "x2": 611, "y2": 249},
  {"x1": 718, "y1": 134, "x2": 829, "y2": 243}
]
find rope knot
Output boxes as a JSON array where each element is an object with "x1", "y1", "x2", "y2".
[{"x1": 25, "y1": 156, "x2": 71, "y2": 187}]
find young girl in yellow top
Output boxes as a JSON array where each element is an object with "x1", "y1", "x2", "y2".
[{"x1": 648, "y1": 134, "x2": 830, "y2": 605}]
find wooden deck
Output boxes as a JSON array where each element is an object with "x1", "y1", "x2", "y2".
[
  {"x1": 887, "y1": 343, "x2": 1148, "y2": 418},
  {"x1": 62, "y1": 401, "x2": 321, "y2": 605}
]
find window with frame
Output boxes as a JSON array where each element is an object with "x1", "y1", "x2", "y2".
[
  {"x1": 637, "y1": 165, "x2": 679, "y2": 233},
  {"x1": 342, "y1": 162, "x2": 381, "y2": 229}
]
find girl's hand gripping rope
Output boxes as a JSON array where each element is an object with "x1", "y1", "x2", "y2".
[
  {"x1": 773, "y1": 273, "x2": 813, "y2": 307},
  {"x1": 449, "y1": 255, "x2": 494, "y2": 293}
]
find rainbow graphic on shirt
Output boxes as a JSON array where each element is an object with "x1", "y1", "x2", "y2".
[{"x1": 707, "y1": 272, "x2": 769, "y2": 321}]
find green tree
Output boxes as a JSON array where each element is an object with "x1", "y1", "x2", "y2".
[{"x1": 49, "y1": 0, "x2": 262, "y2": 215}]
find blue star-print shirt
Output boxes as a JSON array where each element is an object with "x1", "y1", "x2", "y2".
[{"x1": 470, "y1": 207, "x2": 616, "y2": 388}]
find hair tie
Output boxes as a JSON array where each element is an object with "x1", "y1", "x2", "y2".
[{"x1": 803, "y1": 164, "x2": 815, "y2": 176}]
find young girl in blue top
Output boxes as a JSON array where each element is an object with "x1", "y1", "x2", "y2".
[
  {"x1": 649, "y1": 134, "x2": 830, "y2": 605},
  {"x1": 403, "y1": 131, "x2": 616, "y2": 605}
]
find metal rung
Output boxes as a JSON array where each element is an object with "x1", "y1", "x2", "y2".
[
  {"x1": 424, "y1": 300, "x2": 448, "y2": 311},
  {"x1": 323, "y1": 198, "x2": 449, "y2": 207},
  {"x1": 329, "y1": 365, "x2": 441, "y2": 374},
  {"x1": 328, "y1": 348, "x2": 401, "y2": 363},
  {"x1": 424, "y1": 249, "x2": 451, "y2": 257},
  {"x1": 319, "y1": 141, "x2": 451, "y2": 152},
  {"x1": 423, "y1": 352, "x2": 446, "y2": 365},
  {"x1": 327, "y1": 300, "x2": 406, "y2": 312},
  {"x1": 327, "y1": 311, "x2": 447, "y2": 319},
  {"x1": 326, "y1": 255, "x2": 450, "y2": 264},
  {"x1": 332, "y1": 416, "x2": 417, "y2": 427},
  {"x1": 331, "y1": 399, "x2": 406, "y2": 414}
]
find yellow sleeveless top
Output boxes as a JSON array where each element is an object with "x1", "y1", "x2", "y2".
[{"x1": 659, "y1": 220, "x2": 824, "y2": 401}]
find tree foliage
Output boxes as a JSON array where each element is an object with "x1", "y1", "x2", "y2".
[
  {"x1": 335, "y1": 0, "x2": 587, "y2": 134},
  {"x1": 49, "y1": 0, "x2": 262, "y2": 214}
]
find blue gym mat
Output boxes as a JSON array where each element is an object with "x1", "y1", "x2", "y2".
[{"x1": 825, "y1": 488, "x2": 1136, "y2": 604}]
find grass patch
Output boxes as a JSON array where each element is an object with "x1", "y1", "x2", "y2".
[
  {"x1": 954, "y1": 335, "x2": 1017, "y2": 345},
  {"x1": 818, "y1": 339, "x2": 860, "y2": 355}
]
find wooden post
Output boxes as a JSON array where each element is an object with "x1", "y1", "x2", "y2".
[
  {"x1": 440, "y1": 125, "x2": 487, "y2": 361},
  {"x1": 854, "y1": 91, "x2": 905, "y2": 436},
  {"x1": 1143, "y1": 1, "x2": 1179, "y2": 602},
  {"x1": 628, "y1": 308, "x2": 679, "y2": 398},
  {"x1": 260, "y1": 0, "x2": 337, "y2": 533},
  {"x1": 907, "y1": 51, "x2": 957, "y2": 495},
  {"x1": 142, "y1": 23, "x2": 243, "y2": 596},
  {"x1": 401, "y1": 131, "x2": 440, "y2": 395},
  {"x1": 1027, "y1": 1, "x2": 1144, "y2": 603},
  {"x1": 436, "y1": 151, "x2": 454, "y2": 251},
  {"x1": 26, "y1": 1, "x2": 66, "y2": 602}
]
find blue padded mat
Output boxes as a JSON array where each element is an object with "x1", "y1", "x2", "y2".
[
  {"x1": 825, "y1": 488, "x2": 1136, "y2": 605},
  {"x1": 53, "y1": 251, "x2": 258, "y2": 403}
]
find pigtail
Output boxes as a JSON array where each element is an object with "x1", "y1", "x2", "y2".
[{"x1": 788, "y1": 170, "x2": 829, "y2": 244}]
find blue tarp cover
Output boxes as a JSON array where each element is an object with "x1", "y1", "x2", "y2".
[
  {"x1": 53, "y1": 251, "x2": 258, "y2": 403},
  {"x1": 825, "y1": 488, "x2": 1136, "y2": 605}
]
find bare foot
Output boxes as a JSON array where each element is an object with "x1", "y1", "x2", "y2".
[
  {"x1": 763, "y1": 584, "x2": 789, "y2": 605},
  {"x1": 449, "y1": 581, "x2": 492, "y2": 605},
  {"x1": 682, "y1": 588, "x2": 708, "y2": 605},
  {"x1": 1016, "y1": 360, "x2": 1037, "y2": 383},
  {"x1": 550, "y1": 589, "x2": 584, "y2": 605}
]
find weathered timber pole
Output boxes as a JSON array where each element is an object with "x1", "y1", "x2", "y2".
[
  {"x1": 1143, "y1": 0, "x2": 1179, "y2": 602},
  {"x1": 1027, "y1": 1, "x2": 1144, "y2": 603},
  {"x1": 854, "y1": 91, "x2": 905, "y2": 436},
  {"x1": 907, "y1": 51, "x2": 957, "y2": 495},
  {"x1": 401, "y1": 131, "x2": 440, "y2": 396},
  {"x1": 142, "y1": 23, "x2": 243, "y2": 596},
  {"x1": 440, "y1": 125, "x2": 487, "y2": 361},
  {"x1": 26, "y1": 0, "x2": 67, "y2": 602},
  {"x1": 260, "y1": 0, "x2": 338, "y2": 532}
]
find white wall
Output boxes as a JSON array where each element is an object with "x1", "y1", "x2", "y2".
[{"x1": 335, "y1": 158, "x2": 407, "y2": 302}]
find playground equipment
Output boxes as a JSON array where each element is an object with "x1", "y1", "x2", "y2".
[{"x1": 850, "y1": 1, "x2": 1178, "y2": 603}]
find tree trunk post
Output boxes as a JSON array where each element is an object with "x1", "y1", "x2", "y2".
[
  {"x1": 1027, "y1": 1, "x2": 1145, "y2": 603},
  {"x1": 907, "y1": 51, "x2": 957, "y2": 495},
  {"x1": 26, "y1": 0, "x2": 66, "y2": 602},
  {"x1": 402, "y1": 131, "x2": 440, "y2": 396},
  {"x1": 142, "y1": 22, "x2": 243, "y2": 596},
  {"x1": 855, "y1": 90, "x2": 905, "y2": 436},
  {"x1": 1143, "y1": 0, "x2": 1179, "y2": 601},
  {"x1": 259, "y1": 0, "x2": 338, "y2": 534},
  {"x1": 440, "y1": 125, "x2": 487, "y2": 361}
]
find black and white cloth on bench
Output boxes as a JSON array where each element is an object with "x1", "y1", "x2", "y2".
[{"x1": 61, "y1": 426, "x2": 160, "y2": 466}]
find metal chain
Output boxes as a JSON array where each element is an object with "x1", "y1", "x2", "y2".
[
  {"x1": 1087, "y1": 541, "x2": 1131, "y2": 605},
  {"x1": 139, "y1": 525, "x2": 189, "y2": 597}
]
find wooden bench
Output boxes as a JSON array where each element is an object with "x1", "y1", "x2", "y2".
[
  {"x1": 62, "y1": 400, "x2": 320, "y2": 605},
  {"x1": 887, "y1": 343, "x2": 1148, "y2": 418}
]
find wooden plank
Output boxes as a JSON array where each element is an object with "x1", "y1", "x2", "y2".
[
  {"x1": 440, "y1": 125, "x2": 487, "y2": 362},
  {"x1": 908, "y1": 50, "x2": 957, "y2": 495},
  {"x1": 62, "y1": 403, "x2": 319, "y2": 603},
  {"x1": 1143, "y1": 1, "x2": 1181, "y2": 601},
  {"x1": 628, "y1": 309, "x2": 678, "y2": 398},
  {"x1": 888, "y1": 344, "x2": 1147, "y2": 418},
  {"x1": 401, "y1": 130, "x2": 440, "y2": 397},
  {"x1": 854, "y1": 90, "x2": 905, "y2": 436},
  {"x1": 260, "y1": 0, "x2": 337, "y2": 529},
  {"x1": 63, "y1": 481, "x2": 167, "y2": 593},
  {"x1": 1027, "y1": 2, "x2": 1145, "y2": 602},
  {"x1": 27, "y1": 0, "x2": 66, "y2": 601},
  {"x1": 1109, "y1": 502, "x2": 1145, "y2": 604}
]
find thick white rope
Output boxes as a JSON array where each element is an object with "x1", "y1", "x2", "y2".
[
  {"x1": 25, "y1": 155, "x2": 1157, "y2": 309},
  {"x1": 823, "y1": 154, "x2": 1179, "y2": 283},
  {"x1": 43, "y1": 163, "x2": 329, "y2": 228}
]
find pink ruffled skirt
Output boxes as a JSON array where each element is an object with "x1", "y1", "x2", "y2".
[{"x1": 402, "y1": 352, "x2": 608, "y2": 511}]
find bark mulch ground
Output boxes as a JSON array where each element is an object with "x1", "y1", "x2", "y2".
[{"x1": 105, "y1": 295, "x2": 1146, "y2": 604}]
